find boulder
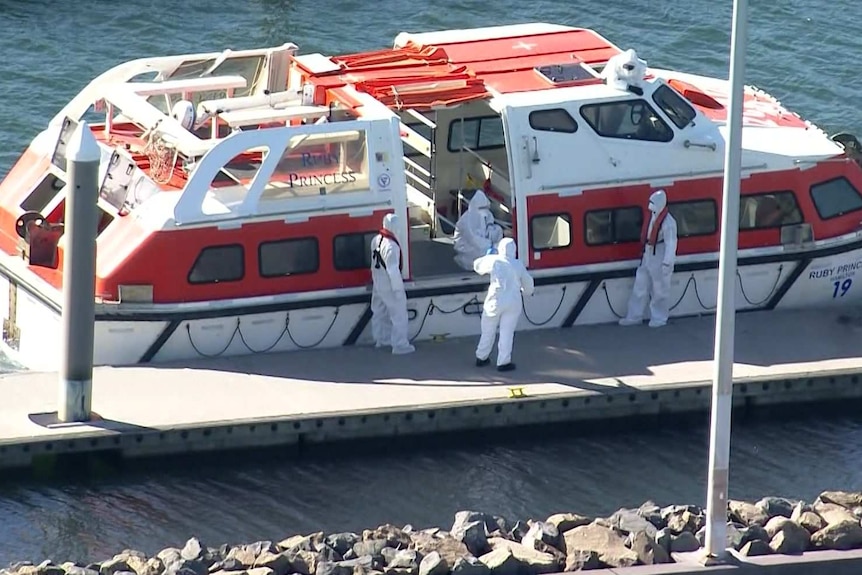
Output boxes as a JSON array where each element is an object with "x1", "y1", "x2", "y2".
[
  {"x1": 813, "y1": 502, "x2": 858, "y2": 526},
  {"x1": 627, "y1": 531, "x2": 671, "y2": 565},
  {"x1": 246, "y1": 543, "x2": 277, "y2": 558},
  {"x1": 450, "y1": 512, "x2": 489, "y2": 557},
  {"x1": 669, "y1": 532, "x2": 700, "y2": 553},
  {"x1": 450, "y1": 557, "x2": 490, "y2": 575},
  {"x1": 385, "y1": 550, "x2": 419, "y2": 570},
  {"x1": 485, "y1": 538, "x2": 558, "y2": 574},
  {"x1": 226, "y1": 548, "x2": 257, "y2": 569},
  {"x1": 245, "y1": 569, "x2": 274, "y2": 575},
  {"x1": 795, "y1": 511, "x2": 826, "y2": 534},
  {"x1": 352, "y1": 541, "x2": 388, "y2": 563},
  {"x1": 324, "y1": 535, "x2": 359, "y2": 558},
  {"x1": 810, "y1": 519, "x2": 862, "y2": 550},
  {"x1": 563, "y1": 551, "x2": 602, "y2": 572},
  {"x1": 654, "y1": 529, "x2": 672, "y2": 554},
  {"x1": 183, "y1": 539, "x2": 208, "y2": 562},
  {"x1": 409, "y1": 532, "x2": 469, "y2": 567},
  {"x1": 637, "y1": 501, "x2": 664, "y2": 530},
  {"x1": 284, "y1": 550, "x2": 319, "y2": 575},
  {"x1": 314, "y1": 563, "x2": 350, "y2": 575},
  {"x1": 544, "y1": 513, "x2": 590, "y2": 534},
  {"x1": 817, "y1": 491, "x2": 862, "y2": 509},
  {"x1": 739, "y1": 540, "x2": 771, "y2": 557},
  {"x1": 728, "y1": 500, "x2": 769, "y2": 527},
  {"x1": 764, "y1": 516, "x2": 792, "y2": 539},
  {"x1": 65, "y1": 568, "x2": 98, "y2": 575},
  {"x1": 520, "y1": 522, "x2": 558, "y2": 550},
  {"x1": 279, "y1": 534, "x2": 324, "y2": 553},
  {"x1": 561, "y1": 522, "x2": 638, "y2": 569},
  {"x1": 738, "y1": 524, "x2": 770, "y2": 548},
  {"x1": 476, "y1": 549, "x2": 518, "y2": 575},
  {"x1": 363, "y1": 525, "x2": 412, "y2": 550},
  {"x1": 506, "y1": 522, "x2": 528, "y2": 543},
  {"x1": 665, "y1": 510, "x2": 703, "y2": 535},
  {"x1": 755, "y1": 497, "x2": 795, "y2": 520},
  {"x1": 100, "y1": 559, "x2": 132, "y2": 575},
  {"x1": 607, "y1": 507, "x2": 657, "y2": 539},
  {"x1": 768, "y1": 521, "x2": 810, "y2": 555},
  {"x1": 253, "y1": 553, "x2": 291, "y2": 575},
  {"x1": 417, "y1": 553, "x2": 446, "y2": 575}
]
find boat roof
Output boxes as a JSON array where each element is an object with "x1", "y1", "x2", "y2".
[{"x1": 293, "y1": 23, "x2": 622, "y2": 110}]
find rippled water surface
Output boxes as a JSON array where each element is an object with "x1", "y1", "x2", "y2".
[{"x1": 1, "y1": 0, "x2": 862, "y2": 566}]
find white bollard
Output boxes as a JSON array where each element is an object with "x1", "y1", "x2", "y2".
[{"x1": 58, "y1": 121, "x2": 100, "y2": 423}]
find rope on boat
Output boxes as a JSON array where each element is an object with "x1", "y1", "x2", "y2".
[
  {"x1": 185, "y1": 309, "x2": 340, "y2": 357},
  {"x1": 521, "y1": 285, "x2": 567, "y2": 327},
  {"x1": 409, "y1": 296, "x2": 481, "y2": 342},
  {"x1": 601, "y1": 265, "x2": 784, "y2": 319}
]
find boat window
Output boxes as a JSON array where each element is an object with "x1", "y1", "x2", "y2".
[
  {"x1": 652, "y1": 84, "x2": 697, "y2": 129},
  {"x1": 263, "y1": 129, "x2": 369, "y2": 199},
  {"x1": 531, "y1": 213, "x2": 572, "y2": 250},
  {"x1": 810, "y1": 177, "x2": 862, "y2": 220},
  {"x1": 529, "y1": 109, "x2": 578, "y2": 134},
  {"x1": 447, "y1": 116, "x2": 505, "y2": 152},
  {"x1": 334, "y1": 231, "x2": 378, "y2": 271},
  {"x1": 739, "y1": 191, "x2": 803, "y2": 230},
  {"x1": 405, "y1": 122, "x2": 432, "y2": 158},
  {"x1": 188, "y1": 244, "x2": 244, "y2": 285},
  {"x1": 668, "y1": 199, "x2": 717, "y2": 237},
  {"x1": 579, "y1": 100, "x2": 674, "y2": 143},
  {"x1": 20, "y1": 173, "x2": 66, "y2": 213},
  {"x1": 259, "y1": 237, "x2": 319, "y2": 278},
  {"x1": 584, "y1": 206, "x2": 643, "y2": 246}
]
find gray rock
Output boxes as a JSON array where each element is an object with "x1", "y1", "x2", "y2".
[
  {"x1": 561, "y1": 522, "x2": 638, "y2": 569},
  {"x1": 278, "y1": 534, "x2": 324, "y2": 553},
  {"x1": 246, "y1": 543, "x2": 277, "y2": 558},
  {"x1": 765, "y1": 516, "x2": 792, "y2": 539},
  {"x1": 728, "y1": 500, "x2": 769, "y2": 527},
  {"x1": 476, "y1": 549, "x2": 518, "y2": 575},
  {"x1": 544, "y1": 513, "x2": 590, "y2": 534},
  {"x1": 628, "y1": 530, "x2": 671, "y2": 565},
  {"x1": 739, "y1": 540, "x2": 772, "y2": 557},
  {"x1": 379, "y1": 549, "x2": 397, "y2": 566},
  {"x1": 755, "y1": 497, "x2": 795, "y2": 520},
  {"x1": 669, "y1": 531, "x2": 700, "y2": 553},
  {"x1": 608, "y1": 507, "x2": 657, "y2": 539},
  {"x1": 520, "y1": 521, "x2": 559, "y2": 550},
  {"x1": 637, "y1": 501, "x2": 664, "y2": 530},
  {"x1": 183, "y1": 539, "x2": 207, "y2": 562},
  {"x1": 417, "y1": 553, "x2": 446, "y2": 575},
  {"x1": 65, "y1": 568, "x2": 98, "y2": 575},
  {"x1": 654, "y1": 528, "x2": 672, "y2": 553},
  {"x1": 285, "y1": 550, "x2": 320, "y2": 575},
  {"x1": 386, "y1": 550, "x2": 419, "y2": 571},
  {"x1": 324, "y1": 534, "x2": 359, "y2": 558},
  {"x1": 313, "y1": 547, "x2": 341, "y2": 564},
  {"x1": 450, "y1": 557, "x2": 490, "y2": 575},
  {"x1": 451, "y1": 512, "x2": 488, "y2": 557},
  {"x1": 666, "y1": 509, "x2": 704, "y2": 535},
  {"x1": 738, "y1": 524, "x2": 770, "y2": 547},
  {"x1": 506, "y1": 521, "x2": 528, "y2": 542},
  {"x1": 817, "y1": 491, "x2": 862, "y2": 509},
  {"x1": 796, "y1": 511, "x2": 826, "y2": 534},
  {"x1": 158, "y1": 550, "x2": 183, "y2": 571},
  {"x1": 485, "y1": 538, "x2": 558, "y2": 574},
  {"x1": 100, "y1": 559, "x2": 132, "y2": 575},
  {"x1": 314, "y1": 563, "x2": 350, "y2": 575},
  {"x1": 212, "y1": 558, "x2": 244, "y2": 572},
  {"x1": 409, "y1": 533, "x2": 469, "y2": 567},
  {"x1": 660, "y1": 504, "x2": 702, "y2": 522},
  {"x1": 226, "y1": 548, "x2": 256, "y2": 569},
  {"x1": 810, "y1": 519, "x2": 862, "y2": 550},
  {"x1": 768, "y1": 521, "x2": 810, "y2": 555},
  {"x1": 562, "y1": 550, "x2": 601, "y2": 572},
  {"x1": 363, "y1": 525, "x2": 411, "y2": 550},
  {"x1": 254, "y1": 552, "x2": 291, "y2": 575},
  {"x1": 813, "y1": 501, "x2": 858, "y2": 526},
  {"x1": 139, "y1": 559, "x2": 164, "y2": 575},
  {"x1": 352, "y1": 541, "x2": 387, "y2": 563}
]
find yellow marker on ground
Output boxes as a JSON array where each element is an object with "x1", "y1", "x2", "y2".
[{"x1": 508, "y1": 386, "x2": 526, "y2": 398}]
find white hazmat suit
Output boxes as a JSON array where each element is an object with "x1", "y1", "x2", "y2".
[
  {"x1": 619, "y1": 190, "x2": 678, "y2": 328},
  {"x1": 371, "y1": 213, "x2": 415, "y2": 354},
  {"x1": 473, "y1": 237, "x2": 535, "y2": 371},
  {"x1": 454, "y1": 190, "x2": 504, "y2": 271}
]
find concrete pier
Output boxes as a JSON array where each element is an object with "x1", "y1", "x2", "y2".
[{"x1": 1, "y1": 306, "x2": 862, "y2": 470}]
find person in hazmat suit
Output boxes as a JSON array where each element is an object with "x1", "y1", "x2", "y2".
[
  {"x1": 619, "y1": 189, "x2": 678, "y2": 328},
  {"x1": 453, "y1": 190, "x2": 504, "y2": 270},
  {"x1": 473, "y1": 237, "x2": 535, "y2": 371},
  {"x1": 370, "y1": 213, "x2": 416, "y2": 354}
]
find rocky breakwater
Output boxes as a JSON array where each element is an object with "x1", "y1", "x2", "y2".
[{"x1": 5, "y1": 490, "x2": 862, "y2": 575}]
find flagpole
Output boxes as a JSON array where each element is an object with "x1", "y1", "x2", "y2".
[{"x1": 704, "y1": 0, "x2": 748, "y2": 560}]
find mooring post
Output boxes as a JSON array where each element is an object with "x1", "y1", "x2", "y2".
[{"x1": 58, "y1": 121, "x2": 100, "y2": 423}]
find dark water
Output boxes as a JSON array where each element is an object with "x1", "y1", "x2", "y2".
[{"x1": 1, "y1": 0, "x2": 862, "y2": 566}]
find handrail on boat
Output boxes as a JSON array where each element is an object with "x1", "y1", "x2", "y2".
[{"x1": 538, "y1": 163, "x2": 771, "y2": 192}]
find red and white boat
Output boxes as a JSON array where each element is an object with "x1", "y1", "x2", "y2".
[{"x1": 1, "y1": 22, "x2": 862, "y2": 371}]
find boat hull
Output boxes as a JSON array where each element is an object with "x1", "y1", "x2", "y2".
[{"x1": 3, "y1": 235, "x2": 862, "y2": 371}]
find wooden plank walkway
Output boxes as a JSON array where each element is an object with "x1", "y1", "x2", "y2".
[{"x1": 1, "y1": 306, "x2": 862, "y2": 469}]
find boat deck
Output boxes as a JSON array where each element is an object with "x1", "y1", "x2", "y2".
[{"x1": 1, "y1": 306, "x2": 862, "y2": 470}]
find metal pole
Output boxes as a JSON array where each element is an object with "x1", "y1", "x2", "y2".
[
  {"x1": 58, "y1": 121, "x2": 100, "y2": 423},
  {"x1": 704, "y1": 0, "x2": 748, "y2": 559}
]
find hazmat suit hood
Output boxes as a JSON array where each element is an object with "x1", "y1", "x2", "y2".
[
  {"x1": 648, "y1": 190, "x2": 667, "y2": 213},
  {"x1": 470, "y1": 190, "x2": 490, "y2": 211},
  {"x1": 499, "y1": 237, "x2": 516, "y2": 259},
  {"x1": 382, "y1": 213, "x2": 399, "y2": 232}
]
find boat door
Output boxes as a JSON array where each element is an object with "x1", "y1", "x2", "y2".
[{"x1": 491, "y1": 99, "x2": 584, "y2": 266}]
